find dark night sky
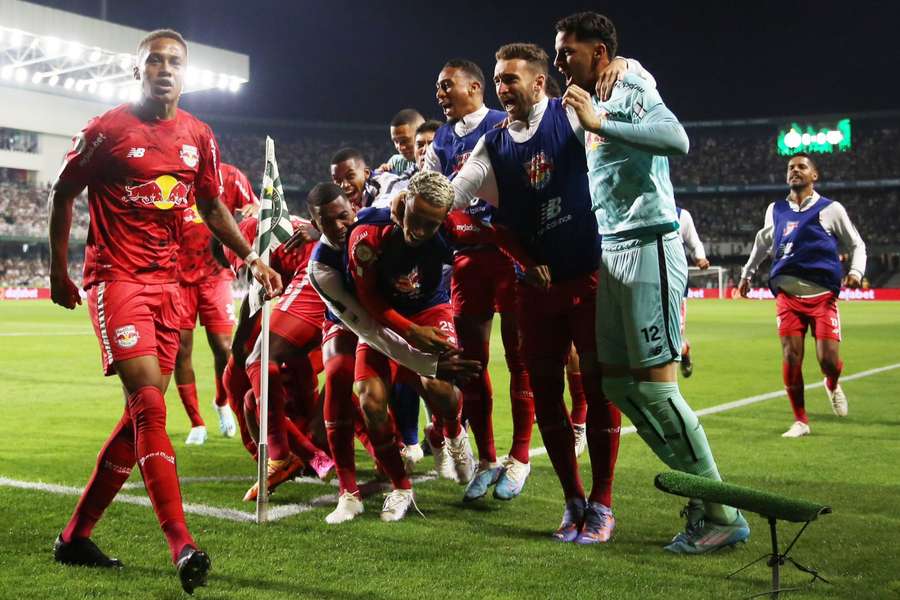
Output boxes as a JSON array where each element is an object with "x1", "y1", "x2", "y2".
[{"x1": 28, "y1": 0, "x2": 900, "y2": 125}]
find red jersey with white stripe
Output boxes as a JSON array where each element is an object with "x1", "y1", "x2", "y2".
[
  {"x1": 58, "y1": 104, "x2": 222, "y2": 288},
  {"x1": 179, "y1": 163, "x2": 257, "y2": 285}
]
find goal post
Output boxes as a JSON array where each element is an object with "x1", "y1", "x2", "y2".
[{"x1": 687, "y1": 266, "x2": 727, "y2": 299}]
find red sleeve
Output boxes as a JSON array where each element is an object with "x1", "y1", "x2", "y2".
[
  {"x1": 195, "y1": 123, "x2": 223, "y2": 201},
  {"x1": 57, "y1": 116, "x2": 108, "y2": 188},
  {"x1": 221, "y1": 164, "x2": 258, "y2": 212},
  {"x1": 444, "y1": 211, "x2": 536, "y2": 269},
  {"x1": 347, "y1": 224, "x2": 414, "y2": 335}
]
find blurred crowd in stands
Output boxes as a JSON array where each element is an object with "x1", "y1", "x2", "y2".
[{"x1": 1, "y1": 119, "x2": 898, "y2": 288}]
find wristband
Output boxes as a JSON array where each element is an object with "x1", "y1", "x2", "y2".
[{"x1": 243, "y1": 250, "x2": 260, "y2": 265}]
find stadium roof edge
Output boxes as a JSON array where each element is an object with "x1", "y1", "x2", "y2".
[{"x1": 1, "y1": 0, "x2": 249, "y2": 80}]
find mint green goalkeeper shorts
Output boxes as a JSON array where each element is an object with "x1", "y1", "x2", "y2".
[{"x1": 596, "y1": 230, "x2": 687, "y2": 368}]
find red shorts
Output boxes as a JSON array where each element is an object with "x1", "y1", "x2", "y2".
[
  {"x1": 179, "y1": 277, "x2": 235, "y2": 334},
  {"x1": 776, "y1": 292, "x2": 841, "y2": 341},
  {"x1": 451, "y1": 247, "x2": 517, "y2": 316},
  {"x1": 516, "y1": 272, "x2": 598, "y2": 366},
  {"x1": 354, "y1": 303, "x2": 455, "y2": 384},
  {"x1": 271, "y1": 272, "x2": 326, "y2": 346},
  {"x1": 87, "y1": 280, "x2": 182, "y2": 376}
]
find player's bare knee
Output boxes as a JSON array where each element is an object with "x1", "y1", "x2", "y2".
[{"x1": 422, "y1": 378, "x2": 457, "y2": 411}]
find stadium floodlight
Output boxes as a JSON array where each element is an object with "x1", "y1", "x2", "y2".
[
  {"x1": 66, "y1": 42, "x2": 83, "y2": 60},
  {"x1": 129, "y1": 87, "x2": 141, "y2": 102},
  {"x1": 87, "y1": 81, "x2": 97, "y2": 94},
  {"x1": 228, "y1": 77, "x2": 242, "y2": 93},
  {"x1": 118, "y1": 54, "x2": 132, "y2": 70},
  {"x1": 43, "y1": 36, "x2": 62, "y2": 56},
  {"x1": 1, "y1": 66, "x2": 12, "y2": 80},
  {"x1": 201, "y1": 69, "x2": 214, "y2": 87},
  {"x1": 777, "y1": 119, "x2": 851, "y2": 155},
  {"x1": 48, "y1": 74, "x2": 59, "y2": 86},
  {"x1": 117, "y1": 87, "x2": 129, "y2": 101},
  {"x1": 216, "y1": 73, "x2": 229, "y2": 90},
  {"x1": 9, "y1": 29, "x2": 25, "y2": 47},
  {"x1": 31, "y1": 72, "x2": 42, "y2": 84},
  {"x1": 88, "y1": 47, "x2": 102, "y2": 62},
  {"x1": 15, "y1": 68, "x2": 28, "y2": 83},
  {"x1": 63, "y1": 77, "x2": 75, "y2": 89},
  {"x1": 99, "y1": 82, "x2": 114, "y2": 98}
]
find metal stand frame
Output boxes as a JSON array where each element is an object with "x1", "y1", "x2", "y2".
[{"x1": 727, "y1": 518, "x2": 830, "y2": 599}]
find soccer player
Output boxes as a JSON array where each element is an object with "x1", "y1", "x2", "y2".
[
  {"x1": 306, "y1": 182, "x2": 480, "y2": 523},
  {"x1": 425, "y1": 57, "x2": 536, "y2": 502},
  {"x1": 448, "y1": 44, "x2": 653, "y2": 543},
  {"x1": 415, "y1": 120, "x2": 442, "y2": 169},
  {"x1": 676, "y1": 205, "x2": 709, "y2": 378},
  {"x1": 47, "y1": 30, "x2": 281, "y2": 592},
  {"x1": 331, "y1": 147, "x2": 406, "y2": 210},
  {"x1": 175, "y1": 162, "x2": 258, "y2": 445},
  {"x1": 556, "y1": 11, "x2": 749, "y2": 553},
  {"x1": 739, "y1": 153, "x2": 866, "y2": 437},
  {"x1": 350, "y1": 170, "x2": 537, "y2": 520},
  {"x1": 380, "y1": 109, "x2": 426, "y2": 175}
]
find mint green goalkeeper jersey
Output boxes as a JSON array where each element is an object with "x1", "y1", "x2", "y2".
[{"x1": 584, "y1": 72, "x2": 689, "y2": 237}]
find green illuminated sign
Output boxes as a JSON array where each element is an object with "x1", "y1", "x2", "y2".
[{"x1": 777, "y1": 118, "x2": 851, "y2": 155}]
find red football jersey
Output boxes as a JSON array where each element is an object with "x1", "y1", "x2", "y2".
[
  {"x1": 58, "y1": 104, "x2": 222, "y2": 288},
  {"x1": 178, "y1": 163, "x2": 258, "y2": 285},
  {"x1": 224, "y1": 215, "x2": 309, "y2": 282}
]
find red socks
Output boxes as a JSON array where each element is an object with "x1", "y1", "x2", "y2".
[
  {"x1": 223, "y1": 356, "x2": 257, "y2": 457},
  {"x1": 508, "y1": 370, "x2": 534, "y2": 464},
  {"x1": 783, "y1": 362, "x2": 807, "y2": 423},
  {"x1": 583, "y1": 376, "x2": 621, "y2": 508},
  {"x1": 176, "y1": 383, "x2": 204, "y2": 428},
  {"x1": 567, "y1": 370, "x2": 587, "y2": 426},
  {"x1": 213, "y1": 372, "x2": 227, "y2": 408},
  {"x1": 459, "y1": 328, "x2": 496, "y2": 463},
  {"x1": 824, "y1": 359, "x2": 843, "y2": 392},
  {"x1": 127, "y1": 386, "x2": 194, "y2": 562},
  {"x1": 324, "y1": 353, "x2": 359, "y2": 495},
  {"x1": 246, "y1": 360, "x2": 290, "y2": 461},
  {"x1": 62, "y1": 411, "x2": 136, "y2": 542},
  {"x1": 530, "y1": 373, "x2": 584, "y2": 501}
]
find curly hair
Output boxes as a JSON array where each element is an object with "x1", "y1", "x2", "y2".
[{"x1": 407, "y1": 170, "x2": 454, "y2": 210}]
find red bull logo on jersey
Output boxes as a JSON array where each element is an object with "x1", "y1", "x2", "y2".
[
  {"x1": 393, "y1": 267, "x2": 422, "y2": 295},
  {"x1": 524, "y1": 151, "x2": 553, "y2": 190},
  {"x1": 183, "y1": 204, "x2": 204, "y2": 224},
  {"x1": 114, "y1": 324, "x2": 139, "y2": 349},
  {"x1": 123, "y1": 175, "x2": 191, "y2": 210},
  {"x1": 180, "y1": 144, "x2": 199, "y2": 169}
]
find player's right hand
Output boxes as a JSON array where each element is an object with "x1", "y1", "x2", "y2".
[
  {"x1": 435, "y1": 350, "x2": 482, "y2": 385},
  {"x1": 523, "y1": 265, "x2": 552, "y2": 290},
  {"x1": 249, "y1": 259, "x2": 283, "y2": 298},
  {"x1": 50, "y1": 273, "x2": 82, "y2": 309},
  {"x1": 283, "y1": 223, "x2": 319, "y2": 251},
  {"x1": 696, "y1": 258, "x2": 710, "y2": 270},
  {"x1": 405, "y1": 324, "x2": 454, "y2": 354},
  {"x1": 737, "y1": 277, "x2": 751, "y2": 298}
]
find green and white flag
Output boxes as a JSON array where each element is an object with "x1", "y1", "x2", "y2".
[{"x1": 248, "y1": 136, "x2": 293, "y2": 315}]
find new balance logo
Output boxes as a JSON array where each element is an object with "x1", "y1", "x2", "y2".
[
  {"x1": 540, "y1": 197, "x2": 562, "y2": 224},
  {"x1": 127, "y1": 147, "x2": 146, "y2": 158}
]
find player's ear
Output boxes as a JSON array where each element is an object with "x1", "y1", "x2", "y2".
[{"x1": 133, "y1": 64, "x2": 140, "y2": 82}]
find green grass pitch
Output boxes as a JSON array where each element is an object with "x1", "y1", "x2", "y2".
[{"x1": 1, "y1": 299, "x2": 898, "y2": 599}]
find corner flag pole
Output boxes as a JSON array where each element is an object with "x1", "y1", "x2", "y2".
[
  {"x1": 256, "y1": 298, "x2": 271, "y2": 523},
  {"x1": 250, "y1": 136, "x2": 292, "y2": 524}
]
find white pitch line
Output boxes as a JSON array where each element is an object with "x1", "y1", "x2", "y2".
[
  {"x1": 3, "y1": 363, "x2": 896, "y2": 522},
  {"x1": 0, "y1": 331, "x2": 93, "y2": 337},
  {"x1": 527, "y1": 362, "x2": 900, "y2": 459}
]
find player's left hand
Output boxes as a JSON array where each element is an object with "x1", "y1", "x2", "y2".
[
  {"x1": 596, "y1": 56, "x2": 628, "y2": 101},
  {"x1": 436, "y1": 350, "x2": 482, "y2": 385},
  {"x1": 562, "y1": 85, "x2": 605, "y2": 132},
  {"x1": 845, "y1": 273, "x2": 861, "y2": 289},
  {"x1": 249, "y1": 259, "x2": 283, "y2": 298},
  {"x1": 695, "y1": 258, "x2": 710, "y2": 270}
]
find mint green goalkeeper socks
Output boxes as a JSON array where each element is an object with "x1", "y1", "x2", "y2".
[{"x1": 633, "y1": 381, "x2": 738, "y2": 525}]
